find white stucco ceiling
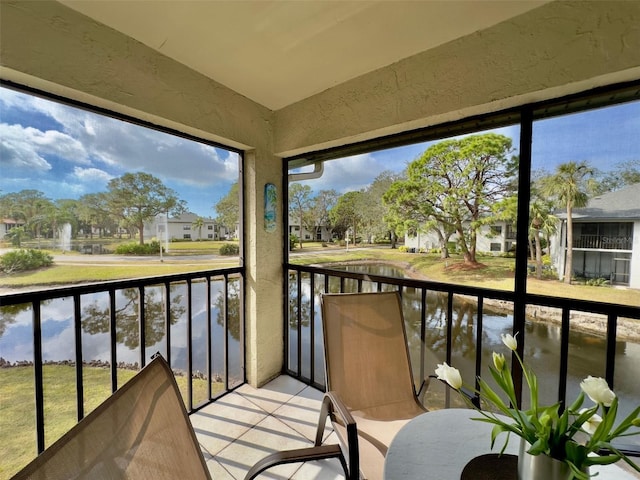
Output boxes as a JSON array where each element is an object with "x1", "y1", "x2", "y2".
[{"x1": 60, "y1": 0, "x2": 549, "y2": 111}]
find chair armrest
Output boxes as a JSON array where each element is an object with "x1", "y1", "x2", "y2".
[{"x1": 315, "y1": 391, "x2": 359, "y2": 480}]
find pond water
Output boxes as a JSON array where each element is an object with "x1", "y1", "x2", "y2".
[
  {"x1": 0, "y1": 279, "x2": 243, "y2": 384},
  {"x1": 288, "y1": 263, "x2": 640, "y2": 444}
]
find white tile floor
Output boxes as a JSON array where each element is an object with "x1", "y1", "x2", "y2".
[{"x1": 191, "y1": 375, "x2": 346, "y2": 480}]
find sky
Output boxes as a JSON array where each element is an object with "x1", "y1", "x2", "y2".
[{"x1": 1, "y1": 86, "x2": 638, "y2": 217}]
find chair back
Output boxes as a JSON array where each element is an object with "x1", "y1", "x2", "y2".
[
  {"x1": 320, "y1": 291, "x2": 418, "y2": 415},
  {"x1": 13, "y1": 356, "x2": 211, "y2": 480}
]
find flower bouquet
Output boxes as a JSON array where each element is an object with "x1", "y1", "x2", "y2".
[{"x1": 435, "y1": 332, "x2": 640, "y2": 479}]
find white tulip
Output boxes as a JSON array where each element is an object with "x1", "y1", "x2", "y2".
[
  {"x1": 434, "y1": 362, "x2": 462, "y2": 390},
  {"x1": 579, "y1": 409, "x2": 603, "y2": 435},
  {"x1": 580, "y1": 376, "x2": 616, "y2": 407},
  {"x1": 501, "y1": 332, "x2": 518, "y2": 351}
]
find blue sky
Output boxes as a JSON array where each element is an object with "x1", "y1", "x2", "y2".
[{"x1": 1, "y1": 86, "x2": 638, "y2": 217}]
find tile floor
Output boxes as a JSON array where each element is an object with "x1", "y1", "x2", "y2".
[{"x1": 191, "y1": 375, "x2": 346, "y2": 480}]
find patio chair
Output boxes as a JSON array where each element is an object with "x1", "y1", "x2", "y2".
[
  {"x1": 13, "y1": 354, "x2": 211, "y2": 480},
  {"x1": 245, "y1": 290, "x2": 428, "y2": 480}
]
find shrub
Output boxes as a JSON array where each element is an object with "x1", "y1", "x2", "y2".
[
  {"x1": 219, "y1": 243, "x2": 239, "y2": 255},
  {"x1": 0, "y1": 249, "x2": 53, "y2": 274},
  {"x1": 585, "y1": 277, "x2": 610, "y2": 287},
  {"x1": 398, "y1": 246, "x2": 409, "y2": 253},
  {"x1": 289, "y1": 234, "x2": 299, "y2": 251},
  {"x1": 114, "y1": 241, "x2": 161, "y2": 255}
]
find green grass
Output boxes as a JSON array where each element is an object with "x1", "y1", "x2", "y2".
[
  {"x1": 0, "y1": 365, "x2": 218, "y2": 480},
  {"x1": 164, "y1": 240, "x2": 239, "y2": 255},
  {"x1": 0, "y1": 261, "x2": 239, "y2": 288},
  {"x1": 292, "y1": 248, "x2": 640, "y2": 306}
]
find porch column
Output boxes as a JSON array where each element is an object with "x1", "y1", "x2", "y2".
[{"x1": 243, "y1": 149, "x2": 284, "y2": 387}]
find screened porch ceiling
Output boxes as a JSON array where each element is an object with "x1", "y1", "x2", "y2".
[{"x1": 59, "y1": 0, "x2": 549, "y2": 111}]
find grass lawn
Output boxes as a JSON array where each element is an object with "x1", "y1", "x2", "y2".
[
  {"x1": 0, "y1": 365, "x2": 218, "y2": 480},
  {"x1": 0, "y1": 261, "x2": 239, "y2": 288},
  {"x1": 291, "y1": 247, "x2": 640, "y2": 306}
]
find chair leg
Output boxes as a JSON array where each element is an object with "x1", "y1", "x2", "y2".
[{"x1": 244, "y1": 444, "x2": 347, "y2": 480}]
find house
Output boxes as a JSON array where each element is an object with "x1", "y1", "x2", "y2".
[
  {"x1": 0, "y1": 218, "x2": 25, "y2": 242},
  {"x1": 405, "y1": 220, "x2": 517, "y2": 254},
  {"x1": 143, "y1": 212, "x2": 222, "y2": 242},
  {"x1": 551, "y1": 183, "x2": 640, "y2": 288},
  {"x1": 288, "y1": 216, "x2": 332, "y2": 243}
]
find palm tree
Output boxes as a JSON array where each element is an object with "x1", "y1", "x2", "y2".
[
  {"x1": 540, "y1": 161, "x2": 593, "y2": 284},
  {"x1": 529, "y1": 198, "x2": 557, "y2": 280},
  {"x1": 192, "y1": 216, "x2": 205, "y2": 241}
]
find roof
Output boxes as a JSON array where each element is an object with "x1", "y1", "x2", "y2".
[
  {"x1": 167, "y1": 213, "x2": 215, "y2": 223},
  {"x1": 557, "y1": 183, "x2": 640, "y2": 221}
]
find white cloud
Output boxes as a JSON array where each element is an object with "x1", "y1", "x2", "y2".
[
  {"x1": 71, "y1": 166, "x2": 114, "y2": 184},
  {"x1": 0, "y1": 124, "x2": 52, "y2": 171},
  {"x1": 0, "y1": 122, "x2": 89, "y2": 170},
  {"x1": 295, "y1": 153, "x2": 388, "y2": 193}
]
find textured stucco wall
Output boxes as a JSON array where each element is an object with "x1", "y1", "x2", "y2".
[
  {"x1": 0, "y1": 0, "x2": 284, "y2": 387},
  {"x1": 274, "y1": 0, "x2": 640, "y2": 157},
  {"x1": 0, "y1": 0, "x2": 272, "y2": 149}
]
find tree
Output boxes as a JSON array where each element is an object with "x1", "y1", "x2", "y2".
[
  {"x1": 4, "y1": 226, "x2": 27, "y2": 247},
  {"x1": 1, "y1": 190, "x2": 54, "y2": 240},
  {"x1": 329, "y1": 191, "x2": 365, "y2": 243},
  {"x1": 594, "y1": 160, "x2": 640, "y2": 194},
  {"x1": 192, "y1": 216, "x2": 205, "y2": 241},
  {"x1": 384, "y1": 179, "x2": 456, "y2": 257},
  {"x1": 288, "y1": 183, "x2": 313, "y2": 248},
  {"x1": 77, "y1": 192, "x2": 114, "y2": 238},
  {"x1": 309, "y1": 189, "x2": 339, "y2": 241},
  {"x1": 539, "y1": 161, "x2": 593, "y2": 284},
  {"x1": 361, "y1": 171, "x2": 402, "y2": 245},
  {"x1": 386, "y1": 133, "x2": 516, "y2": 264},
  {"x1": 106, "y1": 172, "x2": 185, "y2": 245},
  {"x1": 214, "y1": 182, "x2": 239, "y2": 237}
]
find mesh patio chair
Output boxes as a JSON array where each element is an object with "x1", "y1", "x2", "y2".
[
  {"x1": 245, "y1": 290, "x2": 429, "y2": 480},
  {"x1": 13, "y1": 355, "x2": 211, "y2": 480}
]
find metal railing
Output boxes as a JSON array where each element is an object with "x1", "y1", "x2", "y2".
[
  {"x1": 285, "y1": 264, "x2": 640, "y2": 416},
  {"x1": 0, "y1": 267, "x2": 245, "y2": 454},
  {"x1": 573, "y1": 234, "x2": 633, "y2": 250}
]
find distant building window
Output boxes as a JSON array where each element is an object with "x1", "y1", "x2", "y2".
[
  {"x1": 490, "y1": 225, "x2": 502, "y2": 235},
  {"x1": 207, "y1": 234, "x2": 213, "y2": 239},
  {"x1": 490, "y1": 243, "x2": 502, "y2": 252},
  {"x1": 183, "y1": 234, "x2": 191, "y2": 239},
  {"x1": 183, "y1": 225, "x2": 191, "y2": 230},
  {"x1": 207, "y1": 225, "x2": 213, "y2": 230}
]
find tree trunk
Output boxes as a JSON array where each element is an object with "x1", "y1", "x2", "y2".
[
  {"x1": 535, "y1": 229, "x2": 542, "y2": 280},
  {"x1": 564, "y1": 204, "x2": 573, "y2": 284},
  {"x1": 528, "y1": 236, "x2": 535, "y2": 261},
  {"x1": 435, "y1": 229, "x2": 450, "y2": 259}
]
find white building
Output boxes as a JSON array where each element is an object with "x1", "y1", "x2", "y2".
[
  {"x1": 551, "y1": 183, "x2": 640, "y2": 288},
  {"x1": 144, "y1": 213, "x2": 224, "y2": 242},
  {"x1": 404, "y1": 221, "x2": 517, "y2": 254},
  {"x1": 288, "y1": 216, "x2": 332, "y2": 242}
]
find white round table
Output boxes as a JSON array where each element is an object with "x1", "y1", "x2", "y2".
[{"x1": 383, "y1": 408, "x2": 638, "y2": 480}]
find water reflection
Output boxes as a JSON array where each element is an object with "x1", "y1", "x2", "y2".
[{"x1": 0, "y1": 279, "x2": 242, "y2": 385}]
